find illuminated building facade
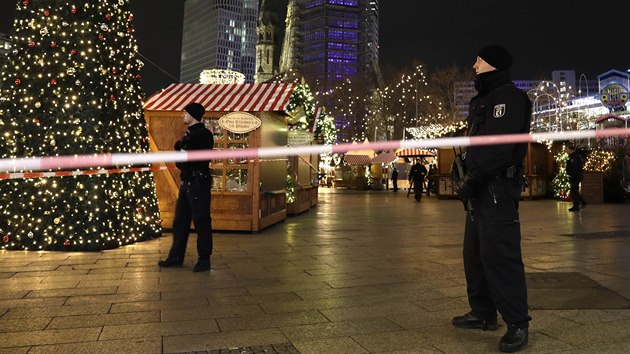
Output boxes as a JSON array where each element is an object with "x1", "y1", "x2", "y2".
[{"x1": 180, "y1": 0, "x2": 258, "y2": 83}]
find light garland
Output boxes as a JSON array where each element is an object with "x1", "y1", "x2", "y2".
[
  {"x1": 551, "y1": 146, "x2": 570, "y2": 199},
  {"x1": 0, "y1": 0, "x2": 162, "y2": 251},
  {"x1": 199, "y1": 69, "x2": 245, "y2": 85}
]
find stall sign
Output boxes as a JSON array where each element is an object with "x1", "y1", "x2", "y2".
[
  {"x1": 218, "y1": 112, "x2": 261, "y2": 133},
  {"x1": 288, "y1": 130, "x2": 314, "y2": 146},
  {"x1": 600, "y1": 83, "x2": 629, "y2": 109}
]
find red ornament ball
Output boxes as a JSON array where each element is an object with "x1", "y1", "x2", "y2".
[
  {"x1": 127, "y1": 27, "x2": 132, "y2": 33},
  {"x1": 34, "y1": 118, "x2": 40, "y2": 125},
  {"x1": 70, "y1": 49, "x2": 77, "y2": 55},
  {"x1": 71, "y1": 6, "x2": 77, "y2": 14},
  {"x1": 135, "y1": 74, "x2": 142, "y2": 80},
  {"x1": 15, "y1": 79, "x2": 21, "y2": 85},
  {"x1": 105, "y1": 14, "x2": 111, "y2": 20},
  {"x1": 44, "y1": 9, "x2": 50, "y2": 17},
  {"x1": 111, "y1": 68, "x2": 117, "y2": 74},
  {"x1": 156, "y1": 219, "x2": 162, "y2": 225},
  {"x1": 98, "y1": 34, "x2": 105, "y2": 41},
  {"x1": 129, "y1": 15, "x2": 134, "y2": 21},
  {"x1": 23, "y1": 0, "x2": 28, "y2": 6},
  {"x1": 50, "y1": 41, "x2": 57, "y2": 48},
  {"x1": 2, "y1": 235, "x2": 9, "y2": 243},
  {"x1": 50, "y1": 79, "x2": 57, "y2": 85},
  {"x1": 28, "y1": 41, "x2": 35, "y2": 48},
  {"x1": 63, "y1": 240, "x2": 70, "y2": 247},
  {"x1": 109, "y1": 95, "x2": 116, "y2": 101}
]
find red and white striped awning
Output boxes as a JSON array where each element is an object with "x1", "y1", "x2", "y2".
[
  {"x1": 395, "y1": 148, "x2": 436, "y2": 157},
  {"x1": 344, "y1": 155, "x2": 372, "y2": 165},
  {"x1": 143, "y1": 83, "x2": 297, "y2": 112}
]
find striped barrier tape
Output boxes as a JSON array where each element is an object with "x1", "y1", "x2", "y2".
[{"x1": 0, "y1": 128, "x2": 629, "y2": 176}]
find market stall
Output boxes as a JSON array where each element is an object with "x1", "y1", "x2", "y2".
[{"x1": 143, "y1": 83, "x2": 297, "y2": 231}]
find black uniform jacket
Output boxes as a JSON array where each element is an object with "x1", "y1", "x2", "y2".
[
  {"x1": 465, "y1": 70, "x2": 532, "y2": 180},
  {"x1": 175, "y1": 123, "x2": 214, "y2": 181}
]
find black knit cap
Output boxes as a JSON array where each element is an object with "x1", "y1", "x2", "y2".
[
  {"x1": 184, "y1": 102, "x2": 205, "y2": 120},
  {"x1": 478, "y1": 45, "x2": 513, "y2": 70}
]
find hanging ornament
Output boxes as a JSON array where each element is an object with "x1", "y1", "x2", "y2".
[
  {"x1": 100, "y1": 24, "x2": 109, "y2": 32},
  {"x1": 50, "y1": 79, "x2": 57, "y2": 85},
  {"x1": 119, "y1": 0, "x2": 124, "y2": 5},
  {"x1": 75, "y1": 80, "x2": 81, "y2": 86},
  {"x1": 66, "y1": 67, "x2": 76, "y2": 76},
  {"x1": 98, "y1": 34, "x2": 105, "y2": 41},
  {"x1": 2, "y1": 235, "x2": 8, "y2": 243},
  {"x1": 39, "y1": 27, "x2": 49, "y2": 36},
  {"x1": 28, "y1": 41, "x2": 35, "y2": 48},
  {"x1": 50, "y1": 41, "x2": 57, "y2": 49},
  {"x1": 37, "y1": 59, "x2": 44, "y2": 66},
  {"x1": 110, "y1": 95, "x2": 116, "y2": 102},
  {"x1": 125, "y1": 64, "x2": 132, "y2": 70},
  {"x1": 105, "y1": 14, "x2": 111, "y2": 21},
  {"x1": 27, "y1": 231, "x2": 34, "y2": 238},
  {"x1": 34, "y1": 102, "x2": 42, "y2": 108},
  {"x1": 23, "y1": 0, "x2": 28, "y2": 6},
  {"x1": 126, "y1": 27, "x2": 132, "y2": 34},
  {"x1": 156, "y1": 219, "x2": 162, "y2": 225},
  {"x1": 73, "y1": 118, "x2": 81, "y2": 124},
  {"x1": 128, "y1": 15, "x2": 134, "y2": 21},
  {"x1": 50, "y1": 139, "x2": 56, "y2": 146},
  {"x1": 15, "y1": 78, "x2": 21, "y2": 85},
  {"x1": 71, "y1": 6, "x2": 77, "y2": 14},
  {"x1": 33, "y1": 118, "x2": 40, "y2": 126},
  {"x1": 53, "y1": 217, "x2": 61, "y2": 224},
  {"x1": 43, "y1": 9, "x2": 50, "y2": 17},
  {"x1": 111, "y1": 68, "x2": 117, "y2": 74},
  {"x1": 70, "y1": 49, "x2": 77, "y2": 55},
  {"x1": 135, "y1": 74, "x2": 141, "y2": 80},
  {"x1": 63, "y1": 240, "x2": 70, "y2": 247},
  {"x1": 28, "y1": 19, "x2": 36, "y2": 29},
  {"x1": 62, "y1": 21, "x2": 69, "y2": 27},
  {"x1": 136, "y1": 207, "x2": 144, "y2": 213}
]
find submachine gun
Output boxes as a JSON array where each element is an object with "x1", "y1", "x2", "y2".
[{"x1": 451, "y1": 147, "x2": 474, "y2": 221}]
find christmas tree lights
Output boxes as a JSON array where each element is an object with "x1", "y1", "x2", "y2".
[
  {"x1": 0, "y1": 0, "x2": 161, "y2": 251},
  {"x1": 551, "y1": 146, "x2": 570, "y2": 199}
]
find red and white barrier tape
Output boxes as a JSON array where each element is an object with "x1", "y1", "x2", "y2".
[{"x1": 0, "y1": 128, "x2": 628, "y2": 176}]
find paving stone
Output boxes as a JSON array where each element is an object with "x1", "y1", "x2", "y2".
[
  {"x1": 27, "y1": 337, "x2": 161, "y2": 354},
  {"x1": 163, "y1": 328, "x2": 287, "y2": 353},
  {"x1": 47, "y1": 311, "x2": 160, "y2": 329},
  {"x1": 100, "y1": 319, "x2": 219, "y2": 340}
]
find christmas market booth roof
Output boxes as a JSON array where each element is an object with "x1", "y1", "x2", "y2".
[
  {"x1": 371, "y1": 151, "x2": 398, "y2": 164},
  {"x1": 344, "y1": 154, "x2": 373, "y2": 165},
  {"x1": 143, "y1": 83, "x2": 297, "y2": 112},
  {"x1": 395, "y1": 148, "x2": 436, "y2": 157}
]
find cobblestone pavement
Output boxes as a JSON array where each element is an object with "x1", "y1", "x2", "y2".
[{"x1": 1, "y1": 189, "x2": 630, "y2": 353}]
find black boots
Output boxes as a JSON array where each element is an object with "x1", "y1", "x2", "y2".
[
  {"x1": 192, "y1": 260, "x2": 211, "y2": 272},
  {"x1": 499, "y1": 326, "x2": 528, "y2": 352},
  {"x1": 157, "y1": 258, "x2": 183, "y2": 267},
  {"x1": 452, "y1": 312, "x2": 498, "y2": 331}
]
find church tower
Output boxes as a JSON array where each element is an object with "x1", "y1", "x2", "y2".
[
  {"x1": 279, "y1": 0, "x2": 300, "y2": 75},
  {"x1": 254, "y1": 0, "x2": 280, "y2": 83}
]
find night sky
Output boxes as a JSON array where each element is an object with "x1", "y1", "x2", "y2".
[{"x1": 1, "y1": 1, "x2": 628, "y2": 96}]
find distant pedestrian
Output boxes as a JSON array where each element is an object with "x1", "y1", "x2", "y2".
[
  {"x1": 566, "y1": 144, "x2": 586, "y2": 211},
  {"x1": 427, "y1": 164, "x2": 438, "y2": 196},
  {"x1": 408, "y1": 159, "x2": 427, "y2": 201},
  {"x1": 158, "y1": 102, "x2": 214, "y2": 272},
  {"x1": 391, "y1": 168, "x2": 399, "y2": 192}
]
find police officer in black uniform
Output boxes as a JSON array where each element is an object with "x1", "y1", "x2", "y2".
[
  {"x1": 451, "y1": 45, "x2": 532, "y2": 352},
  {"x1": 408, "y1": 159, "x2": 428, "y2": 201},
  {"x1": 158, "y1": 102, "x2": 214, "y2": 272}
]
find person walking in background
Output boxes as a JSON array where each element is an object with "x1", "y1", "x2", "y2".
[
  {"x1": 427, "y1": 164, "x2": 438, "y2": 196},
  {"x1": 408, "y1": 159, "x2": 427, "y2": 202},
  {"x1": 566, "y1": 143, "x2": 586, "y2": 211},
  {"x1": 451, "y1": 45, "x2": 532, "y2": 352},
  {"x1": 391, "y1": 168, "x2": 399, "y2": 192},
  {"x1": 158, "y1": 102, "x2": 214, "y2": 272}
]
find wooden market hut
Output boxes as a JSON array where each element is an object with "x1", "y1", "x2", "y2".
[{"x1": 143, "y1": 83, "x2": 300, "y2": 232}]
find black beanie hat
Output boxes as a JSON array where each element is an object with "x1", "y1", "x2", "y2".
[
  {"x1": 184, "y1": 102, "x2": 205, "y2": 120},
  {"x1": 478, "y1": 45, "x2": 513, "y2": 70}
]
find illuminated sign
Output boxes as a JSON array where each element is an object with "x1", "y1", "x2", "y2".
[
  {"x1": 218, "y1": 112, "x2": 261, "y2": 133},
  {"x1": 600, "y1": 83, "x2": 629, "y2": 109}
]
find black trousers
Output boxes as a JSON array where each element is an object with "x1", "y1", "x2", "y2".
[
  {"x1": 168, "y1": 178, "x2": 212, "y2": 262},
  {"x1": 569, "y1": 177, "x2": 584, "y2": 207},
  {"x1": 463, "y1": 178, "x2": 530, "y2": 327},
  {"x1": 413, "y1": 178, "x2": 424, "y2": 201}
]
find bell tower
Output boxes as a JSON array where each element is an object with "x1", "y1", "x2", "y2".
[{"x1": 254, "y1": 0, "x2": 280, "y2": 83}]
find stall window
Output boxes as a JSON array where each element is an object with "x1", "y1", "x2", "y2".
[{"x1": 204, "y1": 118, "x2": 250, "y2": 192}]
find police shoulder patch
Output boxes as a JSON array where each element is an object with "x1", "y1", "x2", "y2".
[{"x1": 493, "y1": 104, "x2": 506, "y2": 118}]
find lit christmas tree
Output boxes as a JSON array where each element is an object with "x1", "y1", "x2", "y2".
[
  {"x1": 0, "y1": 0, "x2": 161, "y2": 251},
  {"x1": 551, "y1": 146, "x2": 570, "y2": 199}
]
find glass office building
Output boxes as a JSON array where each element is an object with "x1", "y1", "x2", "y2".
[
  {"x1": 180, "y1": 0, "x2": 258, "y2": 83},
  {"x1": 299, "y1": 0, "x2": 379, "y2": 92}
]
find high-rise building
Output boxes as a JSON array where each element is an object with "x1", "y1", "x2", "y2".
[
  {"x1": 180, "y1": 0, "x2": 258, "y2": 84},
  {"x1": 298, "y1": 0, "x2": 379, "y2": 92}
]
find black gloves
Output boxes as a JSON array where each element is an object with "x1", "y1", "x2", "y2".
[{"x1": 456, "y1": 173, "x2": 481, "y2": 200}]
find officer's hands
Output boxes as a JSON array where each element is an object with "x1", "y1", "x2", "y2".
[{"x1": 456, "y1": 174, "x2": 480, "y2": 200}]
